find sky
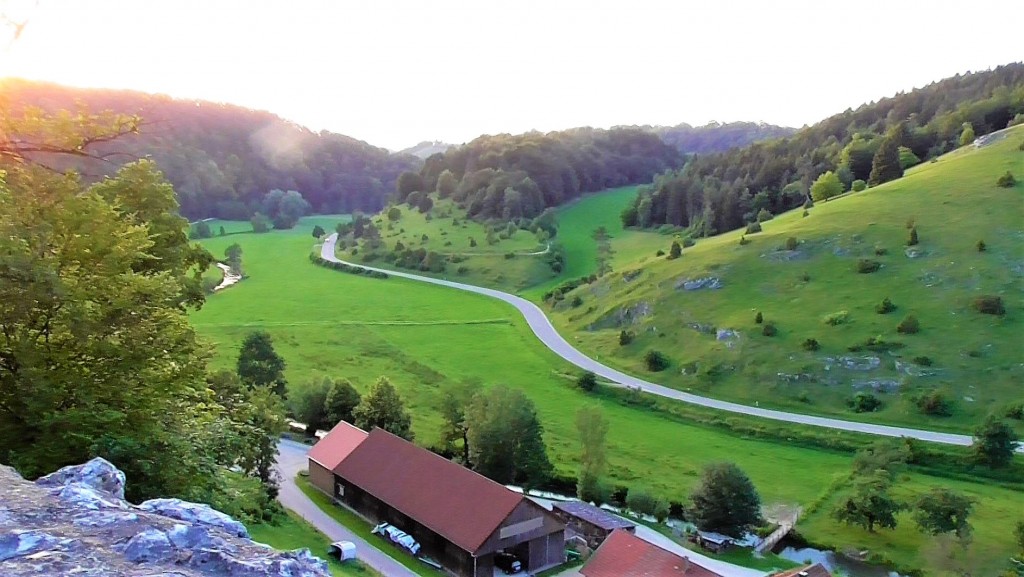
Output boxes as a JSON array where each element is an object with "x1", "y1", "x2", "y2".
[{"x1": 1, "y1": 0, "x2": 1020, "y2": 150}]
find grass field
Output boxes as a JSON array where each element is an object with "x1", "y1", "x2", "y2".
[
  {"x1": 248, "y1": 511, "x2": 378, "y2": 576},
  {"x1": 190, "y1": 206, "x2": 1023, "y2": 575},
  {"x1": 549, "y1": 127, "x2": 1024, "y2": 433}
]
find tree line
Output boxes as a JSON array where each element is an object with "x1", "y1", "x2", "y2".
[
  {"x1": 626, "y1": 63, "x2": 1024, "y2": 235},
  {"x1": 647, "y1": 120, "x2": 796, "y2": 154},
  {"x1": 395, "y1": 127, "x2": 683, "y2": 222},
  {"x1": 0, "y1": 79, "x2": 420, "y2": 220}
]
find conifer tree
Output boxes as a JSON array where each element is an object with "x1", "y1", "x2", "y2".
[{"x1": 868, "y1": 132, "x2": 903, "y2": 186}]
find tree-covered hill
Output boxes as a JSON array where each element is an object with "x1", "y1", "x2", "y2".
[
  {"x1": 627, "y1": 63, "x2": 1024, "y2": 235},
  {"x1": 645, "y1": 121, "x2": 796, "y2": 154},
  {"x1": 399, "y1": 127, "x2": 683, "y2": 221},
  {"x1": 0, "y1": 79, "x2": 419, "y2": 219}
]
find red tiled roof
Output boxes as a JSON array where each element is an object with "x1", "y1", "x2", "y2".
[
  {"x1": 772, "y1": 564, "x2": 832, "y2": 577},
  {"x1": 581, "y1": 530, "x2": 723, "y2": 577},
  {"x1": 333, "y1": 428, "x2": 525, "y2": 554},
  {"x1": 308, "y1": 421, "x2": 368, "y2": 470}
]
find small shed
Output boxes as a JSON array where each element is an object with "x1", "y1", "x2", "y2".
[
  {"x1": 551, "y1": 501, "x2": 635, "y2": 549},
  {"x1": 693, "y1": 531, "x2": 734, "y2": 553}
]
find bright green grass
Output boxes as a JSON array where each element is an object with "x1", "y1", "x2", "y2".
[
  {"x1": 295, "y1": 476, "x2": 441, "y2": 577},
  {"x1": 343, "y1": 197, "x2": 557, "y2": 291},
  {"x1": 550, "y1": 127, "x2": 1024, "y2": 432},
  {"x1": 248, "y1": 511, "x2": 379, "y2": 576}
]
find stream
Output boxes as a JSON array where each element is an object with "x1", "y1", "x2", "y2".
[{"x1": 776, "y1": 540, "x2": 906, "y2": 577}]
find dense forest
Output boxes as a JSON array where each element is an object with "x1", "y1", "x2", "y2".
[
  {"x1": 0, "y1": 79, "x2": 419, "y2": 219},
  {"x1": 398, "y1": 127, "x2": 682, "y2": 221},
  {"x1": 647, "y1": 121, "x2": 795, "y2": 154},
  {"x1": 627, "y1": 64, "x2": 1024, "y2": 235}
]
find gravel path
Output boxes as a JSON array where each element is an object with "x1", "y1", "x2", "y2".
[
  {"x1": 275, "y1": 439, "x2": 419, "y2": 577},
  {"x1": 320, "y1": 233, "x2": 996, "y2": 450}
]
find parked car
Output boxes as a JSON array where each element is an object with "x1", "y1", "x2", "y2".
[
  {"x1": 495, "y1": 551, "x2": 522, "y2": 574},
  {"x1": 372, "y1": 522, "x2": 421, "y2": 556}
]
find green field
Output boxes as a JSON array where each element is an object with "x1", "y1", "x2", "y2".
[
  {"x1": 248, "y1": 511, "x2": 378, "y2": 576},
  {"x1": 549, "y1": 128, "x2": 1024, "y2": 432},
  {"x1": 191, "y1": 204, "x2": 1023, "y2": 575}
]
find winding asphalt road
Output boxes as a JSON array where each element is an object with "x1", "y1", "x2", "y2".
[{"x1": 320, "y1": 233, "x2": 985, "y2": 449}]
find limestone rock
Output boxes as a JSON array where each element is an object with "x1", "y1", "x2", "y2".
[
  {"x1": 0, "y1": 461, "x2": 329, "y2": 577},
  {"x1": 676, "y1": 276, "x2": 723, "y2": 291}
]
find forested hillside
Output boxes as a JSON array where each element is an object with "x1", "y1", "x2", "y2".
[
  {"x1": 398, "y1": 127, "x2": 682, "y2": 221},
  {"x1": 0, "y1": 79, "x2": 419, "y2": 219},
  {"x1": 648, "y1": 121, "x2": 795, "y2": 154},
  {"x1": 627, "y1": 64, "x2": 1024, "y2": 235}
]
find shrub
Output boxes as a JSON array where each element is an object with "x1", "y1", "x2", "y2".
[
  {"x1": 504, "y1": 252, "x2": 516, "y2": 259},
  {"x1": 469, "y1": 237, "x2": 477, "y2": 247},
  {"x1": 655, "y1": 249, "x2": 665, "y2": 257},
  {"x1": 756, "y1": 208, "x2": 774, "y2": 222},
  {"x1": 619, "y1": 330, "x2": 634, "y2": 346},
  {"x1": 972, "y1": 295, "x2": 1006, "y2": 316},
  {"x1": 906, "y1": 217, "x2": 916, "y2": 229},
  {"x1": 626, "y1": 489, "x2": 668, "y2": 521},
  {"x1": 996, "y1": 171, "x2": 1016, "y2": 188},
  {"x1": 668, "y1": 241, "x2": 682, "y2": 259},
  {"x1": 739, "y1": 235, "x2": 751, "y2": 245},
  {"x1": 745, "y1": 222, "x2": 762, "y2": 234},
  {"x1": 915, "y1": 389, "x2": 953, "y2": 417},
  {"x1": 570, "y1": 295, "x2": 583, "y2": 308},
  {"x1": 754, "y1": 311, "x2": 763, "y2": 324},
  {"x1": 762, "y1": 322, "x2": 778, "y2": 337},
  {"x1": 803, "y1": 197, "x2": 814, "y2": 209},
  {"x1": 851, "y1": 179, "x2": 867, "y2": 192},
  {"x1": 802, "y1": 210, "x2": 809, "y2": 217},
  {"x1": 800, "y1": 272, "x2": 810, "y2": 282},
  {"x1": 1003, "y1": 402, "x2": 1024, "y2": 421},
  {"x1": 802, "y1": 338, "x2": 820, "y2": 351},
  {"x1": 682, "y1": 238, "x2": 696, "y2": 248},
  {"x1": 577, "y1": 371, "x2": 597, "y2": 392},
  {"x1": 896, "y1": 315, "x2": 920, "y2": 334},
  {"x1": 907, "y1": 227, "x2": 919, "y2": 246},
  {"x1": 876, "y1": 297, "x2": 896, "y2": 314},
  {"x1": 785, "y1": 237, "x2": 798, "y2": 251},
  {"x1": 976, "y1": 240, "x2": 986, "y2": 252},
  {"x1": 912, "y1": 356, "x2": 933, "y2": 366},
  {"x1": 456, "y1": 265, "x2": 469, "y2": 274},
  {"x1": 644, "y1": 350, "x2": 670, "y2": 372},
  {"x1": 874, "y1": 246, "x2": 888, "y2": 256},
  {"x1": 848, "y1": 335, "x2": 903, "y2": 353},
  {"x1": 823, "y1": 311, "x2": 849, "y2": 326},
  {"x1": 848, "y1": 392, "x2": 882, "y2": 413},
  {"x1": 856, "y1": 259, "x2": 881, "y2": 273}
]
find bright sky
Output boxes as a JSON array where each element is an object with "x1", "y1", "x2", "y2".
[{"x1": 1, "y1": 0, "x2": 1020, "y2": 150}]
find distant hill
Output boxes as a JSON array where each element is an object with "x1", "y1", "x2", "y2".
[
  {"x1": 552, "y1": 126, "x2": 1024, "y2": 430},
  {"x1": 0, "y1": 79, "x2": 420, "y2": 219},
  {"x1": 627, "y1": 63, "x2": 1024, "y2": 235},
  {"x1": 644, "y1": 121, "x2": 796, "y2": 154},
  {"x1": 398, "y1": 140, "x2": 453, "y2": 159},
  {"x1": 405, "y1": 127, "x2": 683, "y2": 221}
]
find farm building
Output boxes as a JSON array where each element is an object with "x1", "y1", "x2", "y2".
[
  {"x1": 306, "y1": 420, "x2": 367, "y2": 496},
  {"x1": 551, "y1": 500, "x2": 635, "y2": 548},
  {"x1": 309, "y1": 426, "x2": 566, "y2": 577},
  {"x1": 580, "y1": 529, "x2": 723, "y2": 577}
]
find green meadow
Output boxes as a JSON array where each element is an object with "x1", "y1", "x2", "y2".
[
  {"x1": 248, "y1": 510, "x2": 378, "y2": 576},
  {"x1": 549, "y1": 127, "x2": 1024, "y2": 433},
  {"x1": 191, "y1": 202, "x2": 1023, "y2": 575}
]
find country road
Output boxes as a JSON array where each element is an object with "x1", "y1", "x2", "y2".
[{"x1": 319, "y1": 233, "x2": 991, "y2": 450}]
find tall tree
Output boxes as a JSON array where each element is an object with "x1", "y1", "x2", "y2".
[
  {"x1": 868, "y1": 130, "x2": 904, "y2": 187},
  {"x1": 237, "y1": 331, "x2": 287, "y2": 397},
  {"x1": 262, "y1": 189, "x2": 310, "y2": 229},
  {"x1": 435, "y1": 169, "x2": 458, "y2": 198},
  {"x1": 323, "y1": 378, "x2": 361, "y2": 427},
  {"x1": 288, "y1": 377, "x2": 332, "y2": 435},
  {"x1": 353, "y1": 376, "x2": 413, "y2": 440},
  {"x1": 439, "y1": 380, "x2": 477, "y2": 465},
  {"x1": 810, "y1": 170, "x2": 844, "y2": 201},
  {"x1": 690, "y1": 463, "x2": 763, "y2": 538},
  {"x1": 971, "y1": 414, "x2": 1020, "y2": 468},
  {"x1": 576, "y1": 406, "x2": 609, "y2": 503},
  {"x1": 959, "y1": 122, "x2": 976, "y2": 147},
  {"x1": 235, "y1": 386, "x2": 288, "y2": 497},
  {"x1": 466, "y1": 385, "x2": 553, "y2": 491},
  {"x1": 224, "y1": 243, "x2": 243, "y2": 276},
  {"x1": 913, "y1": 488, "x2": 975, "y2": 540},
  {"x1": 833, "y1": 470, "x2": 904, "y2": 532}
]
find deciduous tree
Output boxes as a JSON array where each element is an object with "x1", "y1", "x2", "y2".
[
  {"x1": 690, "y1": 463, "x2": 763, "y2": 538},
  {"x1": 913, "y1": 488, "x2": 975, "y2": 540},
  {"x1": 834, "y1": 470, "x2": 904, "y2": 532},
  {"x1": 810, "y1": 170, "x2": 843, "y2": 201},
  {"x1": 353, "y1": 376, "x2": 413, "y2": 440},
  {"x1": 288, "y1": 377, "x2": 332, "y2": 435},
  {"x1": 466, "y1": 385, "x2": 552, "y2": 491},
  {"x1": 576, "y1": 406, "x2": 609, "y2": 502},
  {"x1": 237, "y1": 331, "x2": 287, "y2": 397},
  {"x1": 971, "y1": 414, "x2": 1020, "y2": 468},
  {"x1": 323, "y1": 379, "x2": 361, "y2": 427}
]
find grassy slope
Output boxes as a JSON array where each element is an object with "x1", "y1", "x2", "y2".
[
  {"x1": 248, "y1": 511, "x2": 378, "y2": 576},
  {"x1": 190, "y1": 212, "x2": 1022, "y2": 576},
  {"x1": 551, "y1": 128, "x2": 1024, "y2": 433},
  {"x1": 347, "y1": 197, "x2": 556, "y2": 291}
]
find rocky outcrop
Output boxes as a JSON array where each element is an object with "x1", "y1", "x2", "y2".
[
  {"x1": 0, "y1": 458, "x2": 329, "y2": 577},
  {"x1": 675, "y1": 276, "x2": 723, "y2": 291}
]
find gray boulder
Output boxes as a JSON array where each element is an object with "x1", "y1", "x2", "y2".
[
  {"x1": 138, "y1": 498, "x2": 249, "y2": 538},
  {"x1": 123, "y1": 528, "x2": 175, "y2": 563},
  {"x1": 36, "y1": 457, "x2": 126, "y2": 499},
  {"x1": 676, "y1": 276, "x2": 723, "y2": 291}
]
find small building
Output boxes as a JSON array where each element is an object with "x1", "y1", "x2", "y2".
[
  {"x1": 306, "y1": 421, "x2": 368, "y2": 496},
  {"x1": 551, "y1": 501, "x2": 635, "y2": 548},
  {"x1": 693, "y1": 530, "x2": 734, "y2": 553},
  {"x1": 323, "y1": 427, "x2": 566, "y2": 577},
  {"x1": 772, "y1": 563, "x2": 832, "y2": 577},
  {"x1": 581, "y1": 529, "x2": 723, "y2": 577}
]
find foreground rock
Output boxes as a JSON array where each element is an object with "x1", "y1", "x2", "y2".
[{"x1": 0, "y1": 458, "x2": 329, "y2": 577}]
